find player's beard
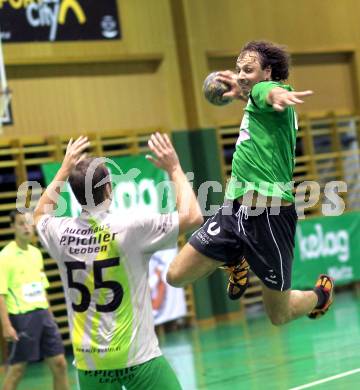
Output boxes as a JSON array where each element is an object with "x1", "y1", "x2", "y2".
[{"x1": 239, "y1": 82, "x2": 250, "y2": 95}]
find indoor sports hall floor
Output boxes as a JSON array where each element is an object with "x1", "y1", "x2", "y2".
[{"x1": 1, "y1": 290, "x2": 359, "y2": 389}]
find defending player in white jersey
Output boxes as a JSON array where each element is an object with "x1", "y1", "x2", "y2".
[{"x1": 34, "y1": 133, "x2": 203, "y2": 390}]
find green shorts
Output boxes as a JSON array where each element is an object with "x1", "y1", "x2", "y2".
[{"x1": 76, "y1": 355, "x2": 182, "y2": 390}]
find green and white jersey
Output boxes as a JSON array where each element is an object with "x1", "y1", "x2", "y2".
[
  {"x1": 225, "y1": 81, "x2": 298, "y2": 202},
  {"x1": 0, "y1": 241, "x2": 49, "y2": 314},
  {"x1": 36, "y1": 209, "x2": 179, "y2": 370}
]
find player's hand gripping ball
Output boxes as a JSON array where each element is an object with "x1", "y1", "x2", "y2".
[{"x1": 203, "y1": 72, "x2": 231, "y2": 106}]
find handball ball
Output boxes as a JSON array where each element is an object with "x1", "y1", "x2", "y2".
[{"x1": 203, "y1": 72, "x2": 231, "y2": 106}]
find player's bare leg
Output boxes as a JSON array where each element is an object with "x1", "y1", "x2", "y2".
[
  {"x1": 46, "y1": 354, "x2": 70, "y2": 390},
  {"x1": 167, "y1": 243, "x2": 221, "y2": 287},
  {"x1": 261, "y1": 274, "x2": 334, "y2": 325},
  {"x1": 261, "y1": 286, "x2": 317, "y2": 325},
  {"x1": 2, "y1": 363, "x2": 27, "y2": 390}
]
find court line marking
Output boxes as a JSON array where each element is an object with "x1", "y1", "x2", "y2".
[{"x1": 289, "y1": 368, "x2": 360, "y2": 390}]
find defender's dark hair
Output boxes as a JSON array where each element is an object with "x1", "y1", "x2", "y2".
[
  {"x1": 239, "y1": 40, "x2": 290, "y2": 81},
  {"x1": 68, "y1": 157, "x2": 110, "y2": 207},
  {"x1": 9, "y1": 210, "x2": 23, "y2": 224}
]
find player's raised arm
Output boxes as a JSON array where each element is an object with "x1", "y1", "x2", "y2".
[
  {"x1": 34, "y1": 136, "x2": 90, "y2": 225},
  {"x1": 267, "y1": 87, "x2": 313, "y2": 112},
  {"x1": 147, "y1": 132, "x2": 203, "y2": 234},
  {"x1": 215, "y1": 70, "x2": 248, "y2": 101}
]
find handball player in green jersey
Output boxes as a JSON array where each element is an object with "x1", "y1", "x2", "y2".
[
  {"x1": 33, "y1": 134, "x2": 202, "y2": 389},
  {"x1": 167, "y1": 41, "x2": 334, "y2": 324}
]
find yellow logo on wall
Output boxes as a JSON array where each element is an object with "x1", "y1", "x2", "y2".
[
  {"x1": 0, "y1": 0, "x2": 120, "y2": 42},
  {"x1": 58, "y1": 0, "x2": 85, "y2": 24},
  {"x1": 0, "y1": 0, "x2": 86, "y2": 41}
]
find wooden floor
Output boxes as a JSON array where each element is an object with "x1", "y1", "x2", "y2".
[{"x1": 1, "y1": 291, "x2": 359, "y2": 389}]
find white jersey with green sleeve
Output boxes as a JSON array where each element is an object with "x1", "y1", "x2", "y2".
[{"x1": 36, "y1": 209, "x2": 179, "y2": 370}]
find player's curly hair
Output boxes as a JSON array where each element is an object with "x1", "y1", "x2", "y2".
[{"x1": 239, "y1": 41, "x2": 290, "y2": 81}]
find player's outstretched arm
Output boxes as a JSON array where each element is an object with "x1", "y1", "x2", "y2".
[
  {"x1": 34, "y1": 136, "x2": 90, "y2": 225},
  {"x1": 147, "y1": 132, "x2": 203, "y2": 234},
  {"x1": 267, "y1": 87, "x2": 313, "y2": 112}
]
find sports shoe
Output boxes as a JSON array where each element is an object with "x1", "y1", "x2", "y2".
[
  {"x1": 308, "y1": 274, "x2": 334, "y2": 319},
  {"x1": 221, "y1": 257, "x2": 250, "y2": 300}
]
